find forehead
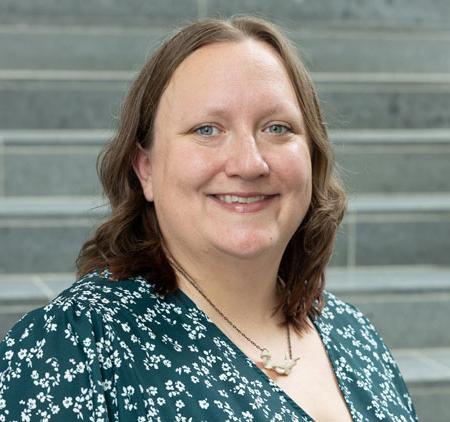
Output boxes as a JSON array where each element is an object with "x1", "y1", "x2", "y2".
[
  {"x1": 174, "y1": 39, "x2": 288, "y2": 82},
  {"x1": 158, "y1": 39, "x2": 301, "y2": 118}
]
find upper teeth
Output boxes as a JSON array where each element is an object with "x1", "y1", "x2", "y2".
[{"x1": 216, "y1": 195, "x2": 266, "y2": 204}]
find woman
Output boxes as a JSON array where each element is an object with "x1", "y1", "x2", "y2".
[{"x1": 0, "y1": 16, "x2": 418, "y2": 421}]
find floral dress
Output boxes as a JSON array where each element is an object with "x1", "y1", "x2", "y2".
[{"x1": 0, "y1": 269, "x2": 418, "y2": 421}]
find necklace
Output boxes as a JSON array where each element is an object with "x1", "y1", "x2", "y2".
[{"x1": 173, "y1": 263, "x2": 300, "y2": 376}]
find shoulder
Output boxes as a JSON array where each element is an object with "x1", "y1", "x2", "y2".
[
  {"x1": 317, "y1": 290, "x2": 417, "y2": 418},
  {"x1": 0, "y1": 269, "x2": 167, "y2": 378},
  {"x1": 0, "y1": 270, "x2": 163, "y2": 420},
  {"x1": 2, "y1": 269, "x2": 159, "y2": 341},
  {"x1": 317, "y1": 289, "x2": 392, "y2": 355},
  {"x1": 320, "y1": 289, "x2": 379, "y2": 337},
  {"x1": 316, "y1": 289, "x2": 401, "y2": 380},
  {"x1": 2, "y1": 269, "x2": 169, "y2": 352},
  {"x1": 50, "y1": 268, "x2": 161, "y2": 311}
]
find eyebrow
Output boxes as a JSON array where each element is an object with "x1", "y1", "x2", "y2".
[{"x1": 201, "y1": 103, "x2": 302, "y2": 120}]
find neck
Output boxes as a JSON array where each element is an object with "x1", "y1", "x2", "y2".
[{"x1": 168, "y1": 248, "x2": 286, "y2": 330}]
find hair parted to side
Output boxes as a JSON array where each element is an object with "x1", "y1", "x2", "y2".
[{"x1": 76, "y1": 14, "x2": 347, "y2": 335}]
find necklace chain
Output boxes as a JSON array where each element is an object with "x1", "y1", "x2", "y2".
[{"x1": 171, "y1": 261, "x2": 294, "y2": 360}]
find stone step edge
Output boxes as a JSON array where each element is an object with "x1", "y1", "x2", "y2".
[
  {"x1": 1, "y1": 266, "x2": 449, "y2": 304},
  {"x1": 0, "y1": 17, "x2": 449, "y2": 32},
  {"x1": 2, "y1": 69, "x2": 450, "y2": 84},
  {"x1": 392, "y1": 348, "x2": 450, "y2": 385},
  {"x1": 1, "y1": 194, "x2": 450, "y2": 217},
  {"x1": 2, "y1": 24, "x2": 450, "y2": 40},
  {"x1": 328, "y1": 266, "x2": 450, "y2": 294},
  {"x1": 2, "y1": 128, "x2": 450, "y2": 147}
]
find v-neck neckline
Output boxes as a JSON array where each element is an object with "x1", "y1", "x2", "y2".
[{"x1": 170, "y1": 286, "x2": 355, "y2": 421}]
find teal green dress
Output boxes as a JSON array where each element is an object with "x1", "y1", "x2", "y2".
[{"x1": 0, "y1": 269, "x2": 418, "y2": 421}]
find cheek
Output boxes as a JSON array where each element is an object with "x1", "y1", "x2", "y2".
[
  {"x1": 163, "y1": 147, "x2": 222, "y2": 196},
  {"x1": 277, "y1": 144, "x2": 312, "y2": 192}
]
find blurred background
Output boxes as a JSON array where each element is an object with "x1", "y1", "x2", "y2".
[{"x1": 0, "y1": 1, "x2": 449, "y2": 420}]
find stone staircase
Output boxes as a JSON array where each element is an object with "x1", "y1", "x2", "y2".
[{"x1": 1, "y1": 1, "x2": 449, "y2": 420}]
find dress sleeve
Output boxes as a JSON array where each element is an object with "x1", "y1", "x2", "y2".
[{"x1": 0, "y1": 301, "x2": 115, "y2": 421}]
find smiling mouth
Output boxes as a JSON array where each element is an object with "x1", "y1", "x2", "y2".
[
  {"x1": 207, "y1": 193, "x2": 278, "y2": 213},
  {"x1": 214, "y1": 194, "x2": 268, "y2": 204},
  {"x1": 209, "y1": 194, "x2": 278, "y2": 204}
]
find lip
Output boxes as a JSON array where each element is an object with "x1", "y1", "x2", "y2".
[
  {"x1": 210, "y1": 192, "x2": 277, "y2": 197},
  {"x1": 207, "y1": 193, "x2": 279, "y2": 213}
]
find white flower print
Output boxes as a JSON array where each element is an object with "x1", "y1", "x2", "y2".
[{"x1": 198, "y1": 399, "x2": 209, "y2": 409}]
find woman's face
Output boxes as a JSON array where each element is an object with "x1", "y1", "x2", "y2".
[{"x1": 135, "y1": 39, "x2": 312, "y2": 262}]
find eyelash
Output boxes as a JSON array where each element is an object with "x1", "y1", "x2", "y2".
[{"x1": 194, "y1": 124, "x2": 293, "y2": 137}]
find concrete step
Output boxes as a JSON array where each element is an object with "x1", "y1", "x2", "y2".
[
  {"x1": 0, "y1": 195, "x2": 449, "y2": 273},
  {"x1": 0, "y1": 197, "x2": 103, "y2": 273},
  {"x1": 2, "y1": 25, "x2": 450, "y2": 74},
  {"x1": 328, "y1": 266, "x2": 450, "y2": 349},
  {"x1": 0, "y1": 130, "x2": 104, "y2": 196},
  {"x1": 333, "y1": 129, "x2": 450, "y2": 194},
  {"x1": 1, "y1": 129, "x2": 449, "y2": 197},
  {"x1": 0, "y1": 0, "x2": 197, "y2": 27},
  {"x1": 0, "y1": 0, "x2": 449, "y2": 28},
  {"x1": 0, "y1": 269, "x2": 447, "y2": 420},
  {"x1": 1, "y1": 75, "x2": 450, "y2": 130},
  {"x1": 332, "y1": 193, "x2": 450, "y2": 267}
]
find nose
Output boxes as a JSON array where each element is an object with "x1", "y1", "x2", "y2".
[{"x1": 224, "y1": 132, "x2": 270, "y2": 179}]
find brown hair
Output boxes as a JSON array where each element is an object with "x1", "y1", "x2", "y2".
[{"x1": 76, "y1": 15, "x2": 347, "y2": 335}]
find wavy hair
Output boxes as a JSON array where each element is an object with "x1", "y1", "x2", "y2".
[{"x1": 76, "y1": 15, "x2": 347, "y2": 336}]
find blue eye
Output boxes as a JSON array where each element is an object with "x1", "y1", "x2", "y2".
[
  {"x1": 194, "y1": 125, "x2": 220, "y2": 136},
  {"x1": 266, "y1": 124, "x2": 292, "y2": 135}
]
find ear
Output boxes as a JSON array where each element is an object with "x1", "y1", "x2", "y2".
[{"x1": 133, "y1": 143, "x2": 154, "y2": 202}]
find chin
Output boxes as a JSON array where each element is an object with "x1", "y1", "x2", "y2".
[{"x1": 216, "y1": 236, "x2": 279, "y2": 260}]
